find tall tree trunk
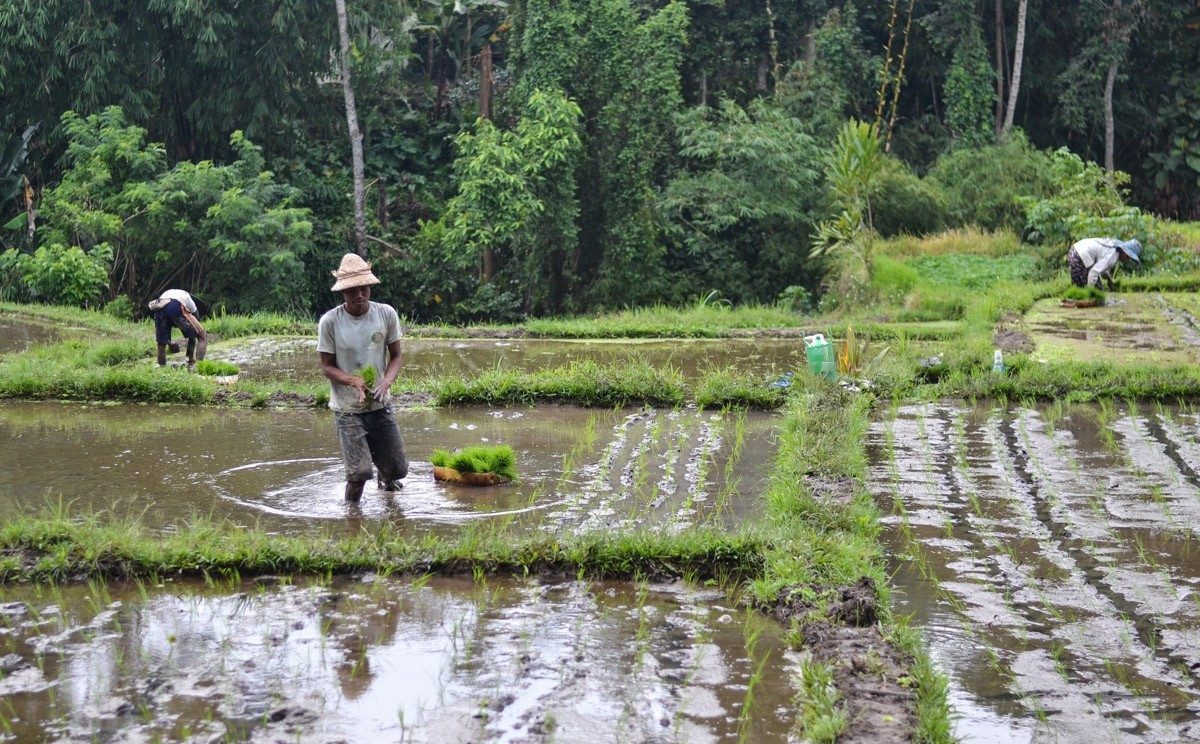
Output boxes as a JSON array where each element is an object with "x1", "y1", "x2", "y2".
[
  {"x1": 479, "y1": 44, "x2": 493, "y2": 119},
  {"x1": 1104, "y1": 56, "x2": 1119, "y2": 173},
  {"x1": 1001, "y1": 0, "x2": 1027, "y2": 136},
  {"x1": 479, "y1": 43, "x2": 495, "y2": 282},
  {"x1": 994, "y1": 0, "x2": 1006, "y2": 139},
  {"x1": 335, "y1": 0, "x2": 367, "y2": 255}
]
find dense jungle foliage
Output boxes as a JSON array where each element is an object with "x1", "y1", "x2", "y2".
[{"x1": 1, "y1": 0, "x2": 1198, "y2": 321}]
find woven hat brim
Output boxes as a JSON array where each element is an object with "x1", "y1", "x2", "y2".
[{"x1": 330, "y1": 271, "x2": 381, "y2": 291}]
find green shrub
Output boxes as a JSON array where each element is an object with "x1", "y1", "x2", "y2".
[
  {"x1": 102, "y1": 295, "x2": 135, "y2": 320},
  {"x1": 195, "y1": 360, "x2": 239, "y2": 376},
  {"x1": 4, "y1": 244, "x2": 111, "y2": 307},
  {"x1": 1019, "y1": 148, "x2": 1152, "y2": 251},
  {"x1": 929, "y1": 131, "x2": 1055, "y2": 231},
  {"x1": 431, "y1": 445, "x2": 517, "y2": 480},
  {"x1": 870, "y1": 159, "x2": 947, "y2": 237}
]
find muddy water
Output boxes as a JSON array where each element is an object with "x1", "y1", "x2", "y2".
[
  {"x1": 0, "y1": 317, "x2": 61, "y2": 356},
  {"x1": 0, "y1": 575, "x2": 800, "y2": 743},
  {"x1": 221, "y1": 336, "x2": 808, "y2": 383},
  {"x1": 868, "y1": 402, "x2": 1200, "y2": 743},
  {"x1": 0, "y1": 402, "x2": 775, "y2": 535}
]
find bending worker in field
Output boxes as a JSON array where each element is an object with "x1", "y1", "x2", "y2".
[
  {"x1": 149, "y1": 288, "x2": 207, "y2": 368},
  {"x1": 1067, "y1": 237, "x2": 1141, "y2": 289},
  {"x1": 317, "y1": 253, "x2": 409, "y2": 503}
]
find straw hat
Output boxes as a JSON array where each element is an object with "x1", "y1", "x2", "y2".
[{"x1": 330, "y1": 253, "x2": 381, "y2": 291}]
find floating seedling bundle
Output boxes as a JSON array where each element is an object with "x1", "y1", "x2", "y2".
[{"x1": 431, "y1": 444, "x2": 517, "y2": 486}]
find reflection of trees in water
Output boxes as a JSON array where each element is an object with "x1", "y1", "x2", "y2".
[{"x1": 0, "y1": 401, "x2": 228, "y2": 441}]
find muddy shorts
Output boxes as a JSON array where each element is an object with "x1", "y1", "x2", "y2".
[
  {"x1": 334, "y1": 406, "x2": 408, "y2": 484},
  {"x1": 153, "y1": 300, "x2": 198, "y2": 345},
  {"x1": 1067, "y1": 248, "x2": 1089, "y2": 287}
]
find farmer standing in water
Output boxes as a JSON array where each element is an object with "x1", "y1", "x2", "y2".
[
  {"x1": 149, "y1": 288, "x2": 207, "y2": 368},
  {"x1": 317, "y1": 254, "x2": 408, "y2": 502}
]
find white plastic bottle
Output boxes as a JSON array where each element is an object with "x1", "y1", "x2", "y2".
[{"x1": 992, "y1": 349, "x2": 1005, "y2": 374}]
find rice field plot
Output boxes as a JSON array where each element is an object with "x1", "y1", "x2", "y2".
[
  {"x1": 0, "y1": 575, "x2": 801, "y2": 743},
  {"x1": 218, "y1": 336, "x2": 811, "y2": 385},
  {"x1": 1023, "y1": 294, "x2": 1200, "y2": 365},
  {"x1": 0, "y1": 402, "x2": 775, "y2": 536},
  {"x1": 868, "y1": 401, "x2": 1200, "y2": 743}
]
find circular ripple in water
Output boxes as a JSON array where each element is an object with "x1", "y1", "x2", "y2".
[{"x1": 213, "y1": 458, "x2": 559, "y2": 523}]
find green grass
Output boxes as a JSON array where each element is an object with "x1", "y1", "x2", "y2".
[
  {"x1": 432, "y1": 360, "x2": 688, "y2": 408},
  {"x1": 202, "y1": 311, "x2": 311, "y2": 338},
  {"x1": 0, "y1": 509, "x2": 766, "y2": 583},
  {"x1": 695, "y1": 367, "x2": 789, "y2": 409},
  {"x1": 515, "y1": 303, "x2": 806, "y2": 339},
  {"x1": 431, "y1": 444, "x2": 518, "y2": 479},
  {"x1": 194, "y1": 359, "x2": 239, "y2": 376},
  {"x1": 907, "y1": 253, "x2": 1039, "y2": 290},
  {"x1": 1, "y1": 302, "x2": 312, "y2": 340}
]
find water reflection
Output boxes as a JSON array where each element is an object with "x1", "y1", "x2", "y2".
[
  {"x1": 869, "y1": 402, "x2": 1200, "y2": 742},
  {"x1": 0, "y1": 576, "x2": 801, "y2": 743}
]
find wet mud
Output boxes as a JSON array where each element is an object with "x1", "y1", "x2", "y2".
[
  {"x1": 218, "y1": 336, "x2": 811, "y2": 384},
  {"x1": 868, "y1": 401, "x2": 1200, "y2": 742},
  {"x1": 767, "y1": 579, "x2": 917, "y2": 744},
  {"x1": 0, "y1": 402, "x2": 775, "y2": 536},
  {"x1": 0, "y1": 575, "x2": 802, "y2": 743},
  {"x1": 1023, "y1": 295, "x2": 1200, "y2": 364}
]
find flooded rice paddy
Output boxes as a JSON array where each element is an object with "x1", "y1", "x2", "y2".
[
  {"x1": 0, "y1": 402, "x2": 775, "y2": 536},
  {"x1": 868, "y1": 401, "x2": 1200, "y2": 743},
  {"x1": 0, "y1": 318, "x2": 62, "y2": 356},
  {"x1": 220, "y1": 336, "x2": 810, "y2": 383},
  {"x1": 0, "y1": 575, "x2": 802, "y2": 743}
]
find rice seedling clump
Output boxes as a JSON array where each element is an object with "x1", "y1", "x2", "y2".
[
  {"x1": 194, "y1": 360, "x2": 239, "y2": 376},
  {"x1": 431, "y1": 444, "x2": 517, "y2": 479}
]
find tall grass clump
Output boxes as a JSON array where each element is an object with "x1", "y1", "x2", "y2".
[
  {"x1": 695, "y1": 367, "x2": 788, "y2": 409},
  {"x1": 875, "y1": 227, "x2": 1024, "y2": 257}
]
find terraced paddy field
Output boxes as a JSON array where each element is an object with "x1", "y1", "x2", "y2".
[{"x1": 869, "y1": 401, "x2": 1200, "y2": 743}]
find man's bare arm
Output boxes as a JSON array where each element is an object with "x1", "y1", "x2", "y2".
[{"x1": 320, "y1": 351, "x2": 366, "y2": 404}]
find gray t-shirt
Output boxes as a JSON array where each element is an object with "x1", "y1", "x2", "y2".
[{"x1": 317, "y1": 302, "x2": 402, "y2": 412}]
